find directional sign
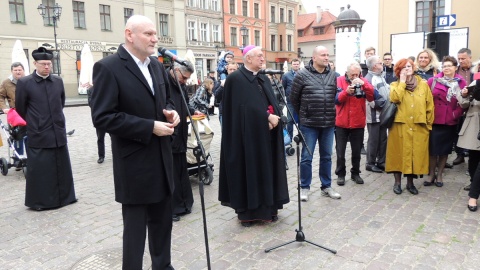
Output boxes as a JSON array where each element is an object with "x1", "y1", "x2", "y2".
[{"x1": 437, "y1": 14, "x2": 456, "y2": 27}]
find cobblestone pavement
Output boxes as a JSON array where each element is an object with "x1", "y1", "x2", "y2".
[{"x1": 1, "y1": 106, "x2": 479, "y2": 270}]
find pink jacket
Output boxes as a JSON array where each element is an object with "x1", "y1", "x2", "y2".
[{"x1": 427, "y1": 72, "x2": 466, "y2": 125}]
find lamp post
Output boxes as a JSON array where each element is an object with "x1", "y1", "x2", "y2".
[
  {"x1": 37, "y1": 3, "x2": 62, "y2": 75},
  {"x1": 240, "y1": 25, "x2": 248, "y2": 53}
]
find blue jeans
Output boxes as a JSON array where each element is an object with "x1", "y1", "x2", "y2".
[{"x1": 299, "y1": 125, "x2": 334, "y2": 189}]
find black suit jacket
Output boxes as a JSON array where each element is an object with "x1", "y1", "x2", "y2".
[{"x1": 91, "y1": 45, "x2": 175, "y2": 204}]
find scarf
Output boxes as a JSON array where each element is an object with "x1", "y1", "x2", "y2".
[
  {"x1": 435, "y1": 76, "x2": 461, "y2": 102},
  {"x1": 405, "y1": 76, "x2": 418, "y2": 91}
]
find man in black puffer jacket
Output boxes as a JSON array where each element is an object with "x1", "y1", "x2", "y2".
[{"x1": 290, "y1": 45, "x2": 341, "y2": 201}]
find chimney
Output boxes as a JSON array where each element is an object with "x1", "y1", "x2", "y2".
[{"x1": 316, "y1": 6, "x2": 323, "y2": 23}]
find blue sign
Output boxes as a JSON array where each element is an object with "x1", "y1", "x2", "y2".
[{"x1": 437, "y1": 14, "x2": 456, "y2": 27}]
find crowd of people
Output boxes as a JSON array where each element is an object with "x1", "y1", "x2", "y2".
[{"x1": 3, "y1": 13, "x2": 480, "y2": 269}]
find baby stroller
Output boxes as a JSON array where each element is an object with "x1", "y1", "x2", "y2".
[
  {"x1": 186, "y1": 115, "x2": 214, "y2": 185},
  {"x1": 0, "y1": 109, "x2": 27, "y2": 177}
]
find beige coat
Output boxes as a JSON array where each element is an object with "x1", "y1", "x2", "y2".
[
  {"x1": 386, "y1": 75, "x2": 434, "y2": 174},
  {"x1": 457, "y1": 93, "x2": 480, "y2": 150},
  {"x1": 0, "y1": 78, "x2": 16, "y2": 109}
]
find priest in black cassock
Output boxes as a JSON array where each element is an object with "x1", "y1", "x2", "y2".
[
  {"x1": 218, "y1": 45, "x2": 289, "y2": 227},
  {"x1": 16, "y1": 47, "x2": 76, "y2": 210}
]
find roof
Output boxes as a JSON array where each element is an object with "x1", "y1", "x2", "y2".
[{"x1": 297, "y1": 11, "x2": 337, "y2": 43}]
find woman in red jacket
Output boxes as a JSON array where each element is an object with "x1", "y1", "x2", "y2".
[{"x1": 425, "y1": 56, "x2": 466, "y2": 187}]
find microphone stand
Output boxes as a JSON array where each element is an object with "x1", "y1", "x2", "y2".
[
  {"x1": 172, "y1": 68, "x2": 212, "y2": 270},
  {"x1": 264, "y1": 74, "x2": 336, "y2": 254}
]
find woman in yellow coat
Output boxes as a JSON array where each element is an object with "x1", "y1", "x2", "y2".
[{"x1": 386, "y1": 58, "x2": 434, "y2": 195}]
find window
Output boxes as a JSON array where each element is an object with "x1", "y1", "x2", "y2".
[
  {"x1": 314, "y1": 27, "x2": 325, "y2": 35},
  {"x1": 287, "y1": 35, "x2": 292, "y2": 51},
  {"x1": 212, "y1": 25, "x2": 220, "y2": 42},
  {"x1": 200, "y1": 23, "x2": 208, "y2": 41},
  {"x1": 255, "y1": 30, "x2": 260, "y2": 46},
  {"x1": 242, "y1": 30, "x2": 249, "y2": 46},
  {"x1": 124, "y1": 8, "x2": 133, "y2": 25},
  {"x1": 9, "y1": 0, "x2": 25, "y2": 23},
  {"x1": 73, "y1": 1, "x2": 86, "y2": 28},
  {"x1": 280, "y1": 8, "x2": 284, "y2": 23},
  {"x1": 159, "y1": 13, "x2": 168, "y2": 37},
  {"x1": 270, "y1": 6, "x2": 275, "y2": 23},
  {"x1": 298, "y1": 30, "x2": 303, "y2": 37},
  {"x1": 254, "y1": 3, "x2": 259, "y2": 19},
  {"x1": 230, "y1": 27, "x2": 237, "y2": 46},
  {"x1": 188, "y1": 0, "x2": 194, "y2": 7},
  {"x1": 100, "y1": 4, "x2": 111, "y2": 31},
  {"x1": 188, "y1": 21, "x2": 196, "y2": 40},
  {"x1": 415, "y1": 0, "x2": 445, "y2": 32},
  {"x1": 199, "y1": 0, "x2": 206, "y2": 9},
  {"x1": 270, "y1": 35, "x2": 276, "y2": 51},
  {"x1": 279, "y1": 35, "x2": 283, "y2": 51},
  {"x1": 41, "y1": 0, "x2": 56, "y2": 25},
  {"x1": 242, "y1": 1, "x2": 248, "y2": 16},
  {"x1": 212, "y1": 0, "x2": 218, "y2": 11},
  {"x1": 229, "y1": 0, "x2": 235, "y2": 14},
  {"x1": 288, "y1": 10, "x2": 293, "y2": 23}
]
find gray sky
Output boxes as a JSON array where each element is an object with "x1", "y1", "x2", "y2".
[{"x1": 302, "y1": 0, "x2": 356, "y2": 16}]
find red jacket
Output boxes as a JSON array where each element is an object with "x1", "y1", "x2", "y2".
[{"x1": 335, "y1": 76, "x2": 374, "y2": 129}]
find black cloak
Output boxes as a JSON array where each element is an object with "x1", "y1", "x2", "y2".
[{"x1": 218, "y1": 66, "x2": 289, "y2": 221}]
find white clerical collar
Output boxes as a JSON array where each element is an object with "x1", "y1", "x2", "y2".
[
  {"x1": 35, "y1": 71, "x2": 49, "y2": 79},
  {"x1": 244, "y1": 65, "x2": 259, "y2": 75}
]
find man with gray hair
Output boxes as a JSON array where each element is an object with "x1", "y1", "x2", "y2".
[
  {"x1": 218, "y1": 45, "x2": 289, "y2": 227},
  {"x1": 0, "y1": 62, "x2": 25, "y2": 113},
  {"x1": 335, "y1": 61, "x2": 374, "y2": 185},
  {"x1": 364, "y1": 55, "x2": 389, "y2": 173}
]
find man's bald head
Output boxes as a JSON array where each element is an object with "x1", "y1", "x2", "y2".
[{"x1": 124, "y1": 15, "x2": 157, "y2": 61}]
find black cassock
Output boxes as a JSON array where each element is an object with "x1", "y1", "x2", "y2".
[
  {"x1": 218, "y1": 66, "x2": 289, "y2": 221},
  {"x1": 16, "y1": 72, "x2": 76, "y2": 209}
]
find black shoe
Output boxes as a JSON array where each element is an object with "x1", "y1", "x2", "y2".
[
  {"x1": 337, "y1": 175, "x2": 345, "y2": 186},
  {"x1": 351, "y1": 174, "x2": 364, "y2": 184},
  {"x1": 468, "y1": 205, "x2": 478, "y2": 212},
  {"x1": 434, "y1": 181, "x2": 444, "y2": 187},
  {"x1": 423, "y1": 175, "x2": 436, "y2": 186},
  {"x1": 452, "y1": 155, "x2": 465, "y2": 165},
  {"x1": 241, "y1": 221, "x2": 254, "y2": 227},
  {"x1": 376, "y1": 164, "x2": 385, "y2": 171},
  {"x1": 393, "y1": 184, "x2": 402, "y2": 194},
  {"x1": 366, "y1": 165, "x2": 383, "y2": 173},
  {"x1": 444, "y1": 163, "x2": 453, "y2": 169},
  {"x1": 464, "y1": 184, "x2": 471, "y2": 191},
  {"x1": 97, "y1": 157, "x2": 104, "y2": 164},
  {"x1": 406, "y1": 185, "x2": 419, "y2": 195},
  {"x1": 271, "y1": 215, "x2": 279, "y2": 222},
  {"x1": 172, "y1": 215, "x2": 180, "y2": 222}
]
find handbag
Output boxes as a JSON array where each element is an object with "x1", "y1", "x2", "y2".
[{"x1": 379, "y1": 102, "x2": 397, "y2": 128}]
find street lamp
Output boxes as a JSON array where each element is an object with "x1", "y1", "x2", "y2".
[
  {"x1": 240, "y1": 25, "x2": 248, "y2": 52},
  {"x1": 37, "y1": 3, "x2": 62, "y2": 75}
]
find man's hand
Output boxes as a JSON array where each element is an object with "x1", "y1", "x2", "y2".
[
  {"x1": 153, "y1": 121, "x2": 175, "y2": 136},
  {"x1": 461, "y1": 87, "x2": 469, "y2": 98},
  {"x1": 163, "y1": 109, "x2": 180, "y2": 127},
  {"x1": 268, "y1": 114, "x2": 280, "y2": 130},
  {"x1": 193, "y1": 110, "x2": 203, "y2": 115}
]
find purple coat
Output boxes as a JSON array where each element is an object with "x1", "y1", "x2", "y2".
[{"x1": 427, "y1": 72, "x2": 466, "y2": 125}]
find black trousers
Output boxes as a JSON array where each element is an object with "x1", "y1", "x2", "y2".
[
  {"x1": 468, "y1": 150, "x2": 480, "y2": 183},
  {"x1": 335, "y1": 127, "x2": 364, "y2": 176},
  {"x1": 96, "y1": 128, "x2": 106, "y2": 158},
  {"x1": 366, "y1": 123, "x2": 388, "y2": 167},
  {"x1": 122, "y1": 198, "x2": 173, "y2": 270}
]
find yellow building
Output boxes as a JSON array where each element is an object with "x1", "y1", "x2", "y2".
[{"x1": 378, "y1": 0, "x2": 479, "y2": 62}]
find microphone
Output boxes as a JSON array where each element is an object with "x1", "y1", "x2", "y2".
[
  {"x1": 258, "y1": 69, "x2": 284, "y2": 75},
  {"x1": 280, "y1": 115, "x2": 288, "y2": 125},
  {"x1": 158, "y1": 47, "x2": 188, "y2": 66}
]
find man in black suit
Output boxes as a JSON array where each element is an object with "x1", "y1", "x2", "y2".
[{"x1": 91, "y1": 15, "x2": 179, "y2": 270}]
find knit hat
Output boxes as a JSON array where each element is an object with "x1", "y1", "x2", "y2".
[{"x1": 242, "y1": 45, "x2": 256, "y2": 56}]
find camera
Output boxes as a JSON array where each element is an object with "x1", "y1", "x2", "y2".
[{"x1": 354, "y1": 83, "x2": 364, "y2": 98}]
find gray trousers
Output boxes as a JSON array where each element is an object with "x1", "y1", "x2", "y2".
[{"x1": 366, "y1": 122, "x2": 388, "y2": 167}]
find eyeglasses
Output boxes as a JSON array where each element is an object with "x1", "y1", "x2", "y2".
[
  {"x1": 442, "y1": 65, "x2": 455, "y2": 68},
  {"x1": 36, "y1": 62, "x2": 52, "y2": 67},
  {"x1": 383, "y1": 58, "x2": 392, "y2": 61},
  {"x1": 177, "y1": 69, "x2": 189, "y2": 80}
]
